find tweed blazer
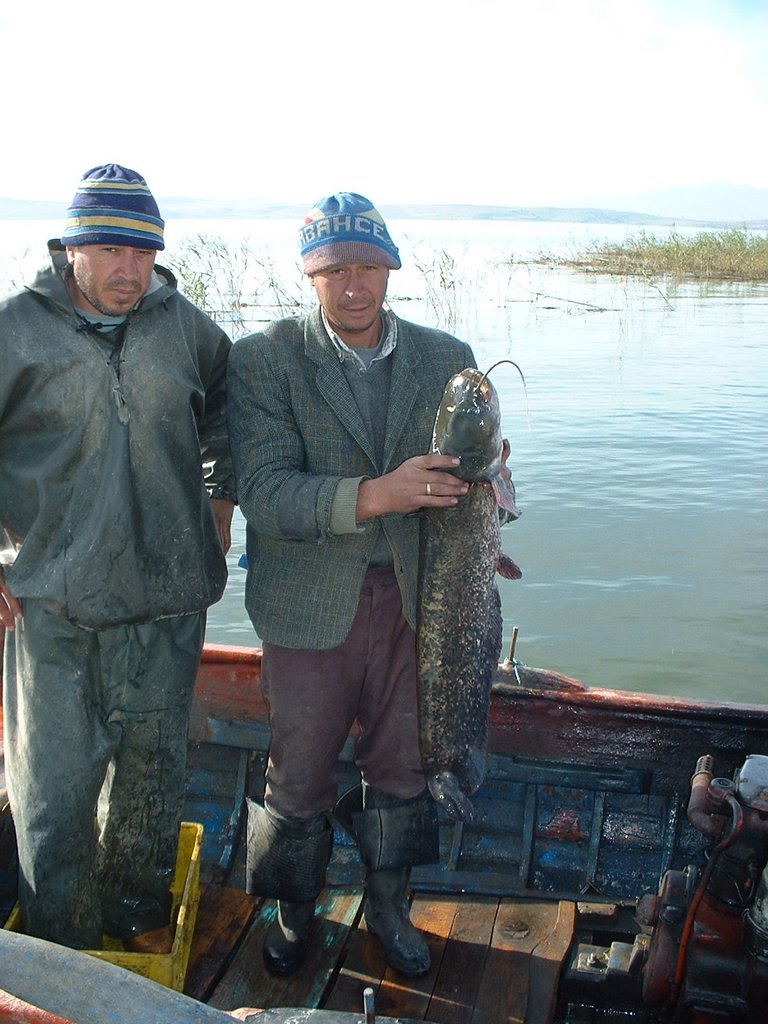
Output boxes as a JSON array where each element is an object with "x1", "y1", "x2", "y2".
[{"x1": 227, "y1": 307, "x2": 475, "y2": 649}]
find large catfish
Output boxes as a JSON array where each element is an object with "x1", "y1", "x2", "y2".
[{"x1": 417, "y1": 363, "x2": 523, "y2": 823}]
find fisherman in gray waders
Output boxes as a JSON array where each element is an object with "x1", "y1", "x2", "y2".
[
  {"x1": 0, "y1": 164, "x2": 235, "y2": 952},
  {"x1": 227, "y1": 193, "x2": 512, "y2": 977}
]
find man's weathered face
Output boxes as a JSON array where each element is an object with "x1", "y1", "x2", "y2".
[
  {"x1": 310, "y1": 262, "x2": 390, "y2": 348},
  {"x1": 66, "y1": 244, "x2": 156, "y2": 317}
]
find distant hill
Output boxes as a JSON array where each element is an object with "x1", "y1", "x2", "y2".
[
  {"x1": 567, "y1": 183, "x2": 768, "y2": 226},
  {"x1": 0, "y1": 199, "x2": 67, "y2": 220},
  {"x1": 1, "y1": 184, "x2": 766, "y2": 230},
  {"x1": 154, "y1": 199, "x2": 760, "y2": 228}
]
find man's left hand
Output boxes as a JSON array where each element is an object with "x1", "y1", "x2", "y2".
[{"x1": 211, "y1": 499, "x2": 236, "y2": 555}]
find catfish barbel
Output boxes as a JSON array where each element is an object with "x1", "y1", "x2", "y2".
[{"x1": 417, "y1": 363, "x2": 524, "y2": 823}]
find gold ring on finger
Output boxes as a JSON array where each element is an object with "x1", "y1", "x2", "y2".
[{"x1": 426, "y1": 482, "x2": 432, "y2": 496}]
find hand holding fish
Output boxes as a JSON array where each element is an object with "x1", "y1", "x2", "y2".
[{"x1": 356, "y1": 454, "x2": 469, "y2": 520}]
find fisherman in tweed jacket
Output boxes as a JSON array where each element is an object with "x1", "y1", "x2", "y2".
[{"x1": 227, "y1": 194, "x2": 476, "y2": 979}]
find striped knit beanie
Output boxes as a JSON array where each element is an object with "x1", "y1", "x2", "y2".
[
  {"x1": 299, "y1": 193, "x2": 400, "y2": 274},
  {"x1": 60, "y1": 164, "x2": 165, "y2": 250}
]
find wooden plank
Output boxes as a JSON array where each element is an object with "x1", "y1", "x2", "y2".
[
  {"x1": 488, "y1": 674, "x2": 768, "y2": 801},
  {"x1": 525, "y1": 900, "x2": 576, "y2": 1024},
  {"x1": 471, "y1": 900, "x2": 560, "y2": 1024},
  {"x1": 425, "y1": 897, "x2": 497, "y2": 1024},
  {"x1": 321, "y1": 923, "x2": 387, "y2": 1014},
  {"x1": 207, "y1": 888, "x2": 362, "y2": 1013},
  {"x1": 184, "y1": 744, "x2": 249, "y2": 887},
  {"x1": 373, "y1": 894, "x2": 458, "y2": 1022},
  {"x1": 184, "y1": 884, "x2": 258, "y2": 1002},
  {"x1": 325, "y1": 891, "x2": 459, "y2": 1022}
]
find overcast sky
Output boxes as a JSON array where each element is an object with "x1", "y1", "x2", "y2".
[{"x1": 2, "y1": 0, "x2": 767, "y2": 208}]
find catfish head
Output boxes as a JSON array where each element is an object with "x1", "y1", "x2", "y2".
[
  {"x1": 431, "y1": 361, "x2": 525, "y2": 518},
  {"x1": 432, "y1": 367, "x2": 504, "y2": 482}
]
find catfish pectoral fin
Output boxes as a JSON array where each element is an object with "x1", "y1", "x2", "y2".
[
  {"x1": 498, "y1": 553, "x2": 523, "y2": 580},
  {"x1": 491, "y1": 475, "x2": 521, "y2": 519},
  {"x1": 427, "y1": 771, "x2": 475, "y2": 823}
]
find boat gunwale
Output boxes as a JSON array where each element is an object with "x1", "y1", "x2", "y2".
[{"x1": 197, "y1": 642, "x2": 768, "y2": 724}]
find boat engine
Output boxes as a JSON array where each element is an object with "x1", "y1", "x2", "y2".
[{"x1": 638, "y1": 753, "x2": 768, "y2": 1022}]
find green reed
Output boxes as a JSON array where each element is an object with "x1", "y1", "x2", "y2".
[
  {"x1": 167, "y1": 234, "x2": 477, "y2": 337},
  {"x1": 547, "y1": 228, "x2": 768, "y2": 281},
  {"x1": 164, "y1": 227, "x2": 768, "y2": 343},
  {"x1": 166, "y1": 234, "x2": 305, "y2": 334}
]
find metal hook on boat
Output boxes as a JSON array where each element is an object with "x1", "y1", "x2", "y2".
[
  {"x1": 506, "y1": 626, "x2": 519, "y2": 663},
  {"x1": 504, "y1": 626, "x2": 523, "y2": 685}
]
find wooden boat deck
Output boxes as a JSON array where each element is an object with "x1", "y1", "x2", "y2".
[
  {"x1": 172, "y1": 644, "x2": 768, "y2": 1021},
  {"x1": 181, "y1": 740, "x2": 591, "y2": 1023},
  {"x1": 6, "y1": 643, "x2": 768, "y2": 1021},
  {"x1": 186, "y1": 882, "x2": 585, "y2": 1023}
]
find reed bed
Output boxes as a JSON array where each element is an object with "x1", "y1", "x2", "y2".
[
  {"x1": 162, "y1": 226, "x2": 768, "y2": 339},
  {"x1": 547, "y1": 228, "x2": 768, "y2": 281},
  {"x1": 168, "y1": 233, "x2": 305, "y2": 333}
]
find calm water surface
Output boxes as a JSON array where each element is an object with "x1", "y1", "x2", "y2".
[{"x1": 2, "y1": 219, "x2": 766, "y2": 702}]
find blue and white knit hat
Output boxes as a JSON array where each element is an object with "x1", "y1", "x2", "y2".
[
  {"x1": 299, "y1": 193, "x2": 401, "y2": 274},
  {"x1": 60, "y1": 164, "x2": 165, "y2": 250}
]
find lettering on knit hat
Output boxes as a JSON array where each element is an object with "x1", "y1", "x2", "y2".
[{"x1": 299, "y1": 193, "x2": 400, "y2": 274}]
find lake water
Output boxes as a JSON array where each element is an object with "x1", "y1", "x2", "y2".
[{"x1": 2, "y1": 218, "x2": 766, "y2": 703}]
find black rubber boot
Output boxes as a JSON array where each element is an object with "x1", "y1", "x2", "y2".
[
  {"x1": 263, "y1": 899, "x2": 316, "y2": 975},
  {"x1": 364, "y1": 866, "x2": 430, "y2": 977},
  {"x1": 338, "y1": 784, "x2": 438, "y2": 978},
  {"x1": 245, "y1": 800, "x2": 332, "y2": 977}
]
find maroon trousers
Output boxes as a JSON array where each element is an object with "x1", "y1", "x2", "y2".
[{"x1": 261, "y1": 566, "x2": 426, "y2": 817}]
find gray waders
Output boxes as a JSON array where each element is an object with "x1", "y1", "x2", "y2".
[
  {"x1": 335, "y1": 783, "x2": 439, "y2": 978},
  {"x1": 245, "y1": 799, "x2": 333, "y2": 975}
]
